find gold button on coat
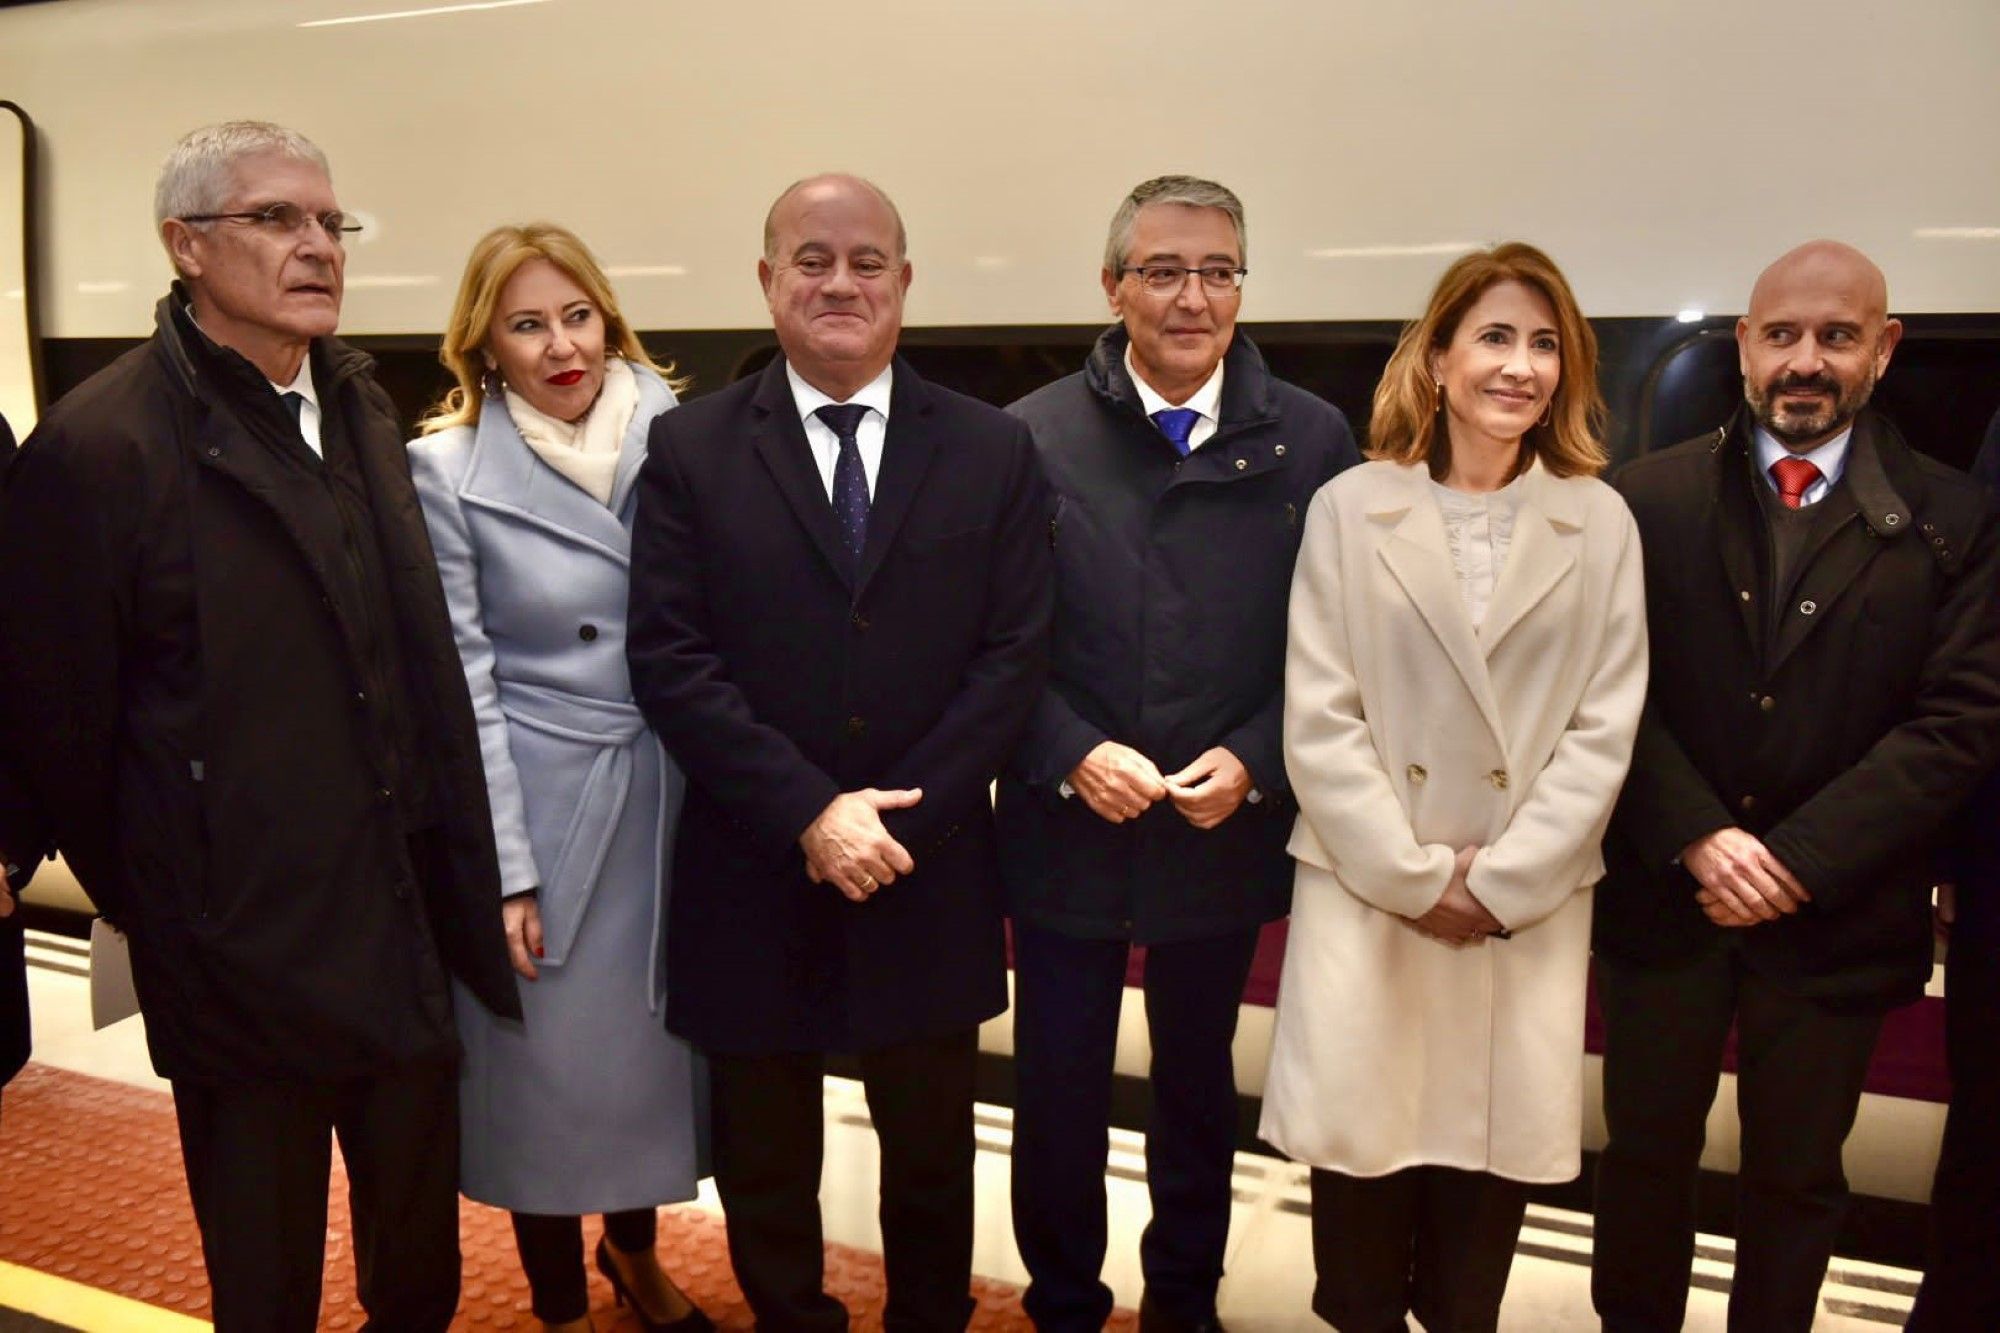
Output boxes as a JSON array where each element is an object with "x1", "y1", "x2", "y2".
[
  {"x1": 1488, "y1": 769, "x2": 1509, "y2": 790},
  {"x1": 1406, "y1": 763, "x2": 1428, "y2": 785}
]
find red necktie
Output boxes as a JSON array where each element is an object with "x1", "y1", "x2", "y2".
[{"x1": 1769, "y1": 456, "x2": 1822, "y2": 509}]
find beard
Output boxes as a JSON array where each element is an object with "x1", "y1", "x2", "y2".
[{"x1": 1747, "y1": 368, "x2": 1875, "y2": 447}]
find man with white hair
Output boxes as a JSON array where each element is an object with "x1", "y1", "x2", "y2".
[{"x1": 0, "y1": 121, "x2": 517, "y2": 1329}]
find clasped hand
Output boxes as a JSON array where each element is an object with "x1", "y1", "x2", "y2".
[
  {"x1": 1403, "y1": 845, "x2": 1502, "y2": 946},
  {"x1": 1068, "y1": 741, "x2": 1251, "y2": 830},
  {"x1": 801, "y1": 787, "x2": 922, "y2": 902},
  {"x1": 1682, "y1": 826, "x2": 1810, "y2": 927}
]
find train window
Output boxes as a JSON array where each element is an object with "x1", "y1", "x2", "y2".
[{"x1": 1637, "y1": 320, "x2": 2000, "y2": 472}]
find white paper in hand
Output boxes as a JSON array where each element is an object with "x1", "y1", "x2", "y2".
[{"x1": 89, "y1": 917, "x2": 140, "y2": 1029}]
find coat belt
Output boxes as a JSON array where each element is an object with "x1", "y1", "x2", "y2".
[{"x1": 496, "y1": 678, "x2": 677, "y2": 1012}]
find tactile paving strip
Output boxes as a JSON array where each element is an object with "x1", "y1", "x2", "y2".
[{"x1": 1, "y1": 1064, "x2": 1137, "y2": 1329}]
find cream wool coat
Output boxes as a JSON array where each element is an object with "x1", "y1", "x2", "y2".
[{"x1": 1260, "y1": 458, "x2": 1646, "y2": 1183}]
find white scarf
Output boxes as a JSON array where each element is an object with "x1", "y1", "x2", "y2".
[{"x1": 503, "y1": 356, "x2": 639, "y2": 507}]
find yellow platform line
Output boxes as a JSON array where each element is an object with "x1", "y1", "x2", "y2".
[{"x1": 0, "y1": 1260, "x2": 210, "y2": 1331}]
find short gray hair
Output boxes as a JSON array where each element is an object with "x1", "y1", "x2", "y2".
[
  {"x1": 154, "y1": 121, "x2": 331, "y2": 228},
  {"x1": 1103, "y1": 175, "x2": 1246, "y2": 274},
  {"x1": 762, "y1": 173, "x2": 907, "y2": 263}
]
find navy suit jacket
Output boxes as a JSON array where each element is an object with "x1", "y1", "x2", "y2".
[{"x1": 627, "y1": 356, "x2": 1052, "y2": 1054}]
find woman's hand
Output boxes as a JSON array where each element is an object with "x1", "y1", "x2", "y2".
[
  {"x1": 1407, "y1": 846, "x2": 1503, "y2": 944},
  {"x1": 503, "y1": 893, "x2": 544, "y2": 981}
]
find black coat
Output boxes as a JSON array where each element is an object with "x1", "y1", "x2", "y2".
[
  {"x1": 0, "y1": 294, "x2": 519, "y2": 1081},
  {"x1": 628, "y1": 356, "x2": 1051, "y2": 1054},
  {"x1": 1599, "y1": 407, "x2": 2000, "y2": 1008},
  {"x1": 995, "y1": 328, "x2": 1358, "y2": 942},
  {"x1": 1953, "y1": 421, "x2": 2000, "y2": 950},
  {"x1": 0, "y1": 408, "x2": 23, "y2": 1088}
]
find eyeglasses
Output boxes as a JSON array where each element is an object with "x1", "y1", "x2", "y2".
[
  {"x1": 1120, "y1": 264, "x2": 1247, "y2": 294},
  {"x1": 179, "y1": 202, "x2": 363, "y2": 241}
]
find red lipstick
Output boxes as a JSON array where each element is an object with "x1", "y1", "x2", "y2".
[{"x1": 548, "y1": 370, "x2": 585, "y2": 386}]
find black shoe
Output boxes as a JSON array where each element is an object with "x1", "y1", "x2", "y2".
[
  {"x1": 593, "y1": 1237, "x2": 716, "y2": 1333},
  {"x1": 1138, "y1": 1291, "x2": 1228, "y2": 1333}
]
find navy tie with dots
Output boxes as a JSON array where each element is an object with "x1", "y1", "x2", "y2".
[
  {"x1": 1152, "y1": 407, "x2": 1200, "y2": 457},
  {"x1": 816, "y1": 402, "x2": 871, "y2": 568}
]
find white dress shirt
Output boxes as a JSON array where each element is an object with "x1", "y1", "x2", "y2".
[
  {"x1": 787, "y1": 361, "x2": 891, "y2": 500},
  {"x1": 1753, "y1": 423, "x2": 1851, "y2": 507},
  {"x1": 1125, "y1": 345, "x2": 1224, "y2": 452},
  {"x1": 268, "y1": 355, "x2": 323, "y2": 459}
]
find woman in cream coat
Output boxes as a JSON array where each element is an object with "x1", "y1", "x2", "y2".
[
  {"x1": 410, "y1": 225, "x2": 708, "y2": 1333},
  {"x1": 1261, "y1": 243, "x2": 1646, "y2": 1333}
]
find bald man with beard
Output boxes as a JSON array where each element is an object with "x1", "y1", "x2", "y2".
[{"x1": 1590, "y1": 241, "x2": 2000, "y2": 1332}]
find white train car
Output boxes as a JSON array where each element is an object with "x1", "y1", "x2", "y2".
[{"x1": 3, "y1": 0, "x2": 1997, "y2": 1271}]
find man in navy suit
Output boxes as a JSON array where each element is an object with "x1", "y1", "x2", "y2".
[
  {"x1": 1908, "y1": 412, "x2": 2000, "y2": 1332},
  {"x1": 627, "y1": 174, "x2": 1052, "y2": 1332}
]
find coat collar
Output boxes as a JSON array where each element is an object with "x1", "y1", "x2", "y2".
[
  {"x1": 1084, "y1": 324, "x2": 1281, "y2": 434},
  {"x1": 454, "y1": 361, "x2": 675, "y2": 565},
  {"x1": 1364, "y1": 458, "x2": 1589, "y2": 752},
  {"x1": 747, "y1": 354, "x2": 940, "y2": 595}
]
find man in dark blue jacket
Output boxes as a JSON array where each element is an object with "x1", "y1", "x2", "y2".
[
  {"x1": 1909, "y1": 411, "x2": 2000, "y2": 1332},
  {"x1": 999, "y1": 175, "x2": 1359, "y2": 1333}
]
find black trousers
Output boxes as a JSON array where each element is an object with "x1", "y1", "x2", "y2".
[
  {"x1": 709, "y1": 1026, "x2": 978, "y2": 1333},
  {"x1": 1591, "y1": 946, "x2": 1884, "y2": 1333},
  {"x1": 1308, "y1": 1167, "x2": 1528, "y2": 1333},
  {"x1": 1909, "y1": 914, "x2": 2000, "y2": 1332},
  {"x1": 171, "y1": 1061, "x2": 460, "y2": 1332},
  {"x1": 512, "y1": 1208, "x2": 657, "y2": 1323},
  {"x1": 1009, "y1": 921, "x2": 1261, "y2": 1332}
]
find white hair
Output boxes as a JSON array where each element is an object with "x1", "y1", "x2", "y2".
[{"x1": 154, "y1": 120, "x2": 330, "y2": 228}]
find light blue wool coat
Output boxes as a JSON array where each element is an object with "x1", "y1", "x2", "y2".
[{"x1": 409, "y1": 362, "x2": 704, "y2": 1214}]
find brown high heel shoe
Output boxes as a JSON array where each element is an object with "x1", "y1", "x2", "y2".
[{"x1": 593, "y1": 1237, "x2": 714, "y2": 1333}]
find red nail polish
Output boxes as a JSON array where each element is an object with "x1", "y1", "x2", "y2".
[{"x1": 534, "y1": 945, "x2": 544, "y2": 958}]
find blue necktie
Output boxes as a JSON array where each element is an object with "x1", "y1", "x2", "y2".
[
  {"x1": 1152, "y1": 407, "x2": 1200, "y2": 457},
  {"x1": 816, "y1": 403, "x2": 871, "y2": 567},
  {"x1": 281, "y1": 390, "x2": 306, "y2": 430}
]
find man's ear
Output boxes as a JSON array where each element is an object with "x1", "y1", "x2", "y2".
[{"x1": 161, "y1": 219, "x2": 204, "y2": 281}]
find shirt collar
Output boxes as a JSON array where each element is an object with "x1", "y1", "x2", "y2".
[
  {"x1": 785, "y1": 360, "x2": 893, "y2": 425},
  {"x1": 1124, "y1": 344, "x2": 1224, "y2": 423},
  {"x1": 1754, "y1": 422, "x2": 1852, "y2": 488},
  {"x1": 269, "y1": 353, "x2": 318, "y2": 410}
]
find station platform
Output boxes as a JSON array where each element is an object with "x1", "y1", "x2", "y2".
[{"x1": 4, "y1": 931, "x2": 1922, "y2": 1330}]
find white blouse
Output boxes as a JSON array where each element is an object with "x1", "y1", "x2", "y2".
[{"x1": 1430, "y1": 473, "x2": 1525, "y2": 629}]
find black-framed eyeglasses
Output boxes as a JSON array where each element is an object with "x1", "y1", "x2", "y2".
[
  {"x1": 1120, "y1": 264, "x2": 1247, "y2": 294},
  {"x1": 178, "y1": 202, "x2": 362, "y2": 241}
]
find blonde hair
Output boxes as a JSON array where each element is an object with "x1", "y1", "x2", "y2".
[
  {"x1": 419, "y1": 222, "x2": 685, "y2": 435},
  {"x1": 1369, "y1": 241, "x2": 1607, "y2": 478}
]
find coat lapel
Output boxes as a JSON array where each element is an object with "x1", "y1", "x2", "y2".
[
  {"x1": 855, "y1": 361, "x2": 940, "y2": 596},
  {"x1": 748, "y1": 358, "x2": 854, "y2": 589},
  {"x1": 1477, "y1": 465, "x2": 1578, "y2": 654},
  {"x1": 1370, "y1": 468, "x2": 1509, "y2": 753},
  {"x1": 458, "y1": 392, "x2": 638, "y2": 566},
  {"x1": 1764, "y1": 417, "x2": 1912, "y2": 675},
  {"x1": 1707, "y1": 424, "x2": 1764, "y2": 653}
]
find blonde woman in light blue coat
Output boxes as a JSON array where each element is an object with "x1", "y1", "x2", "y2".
[{"x1": 410, "y1": 224, "x2": 709, "y2": 1333}]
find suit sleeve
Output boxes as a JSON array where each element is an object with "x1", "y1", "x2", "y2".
[
  {"x1": 1764, "y1": 506, "x2": 2000, "y2": 911},
  {"x1": 1284, "y1": 485, "x2": 1455, "y2": 917},
  {"x1": 1009, "y1": 485, "x2": 1106, "y2": 791},
  {"x1": 627, "y1": 414, "x2": 843, "y2": 853},
  {"x1": 1467, "y1": 505, "x2": 1648, "y2": 930},
  {"x1": 0, "y1": 426, "x2": 136, "y2": 921},
  {"x1": 407, "y1": 438, "x2": 538, "y2": 896},
  {"x1": 879, "y1": 423, "x2": 1054, "y2": 852}
]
